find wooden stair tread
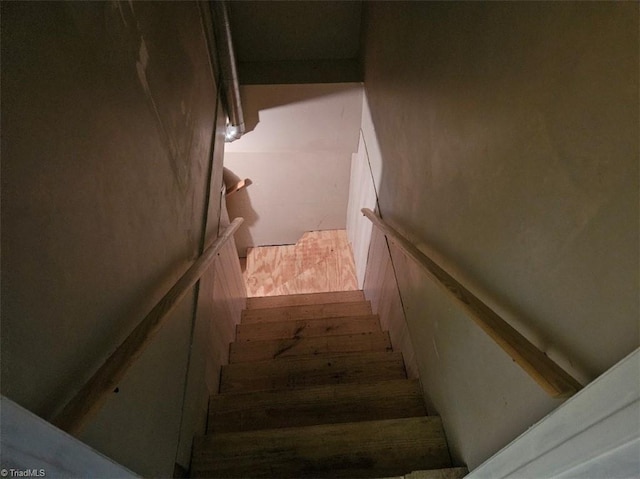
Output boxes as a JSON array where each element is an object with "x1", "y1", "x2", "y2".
[
  {"x1": 208, "y1": 378, "x2": 426, "y2": 433},
  {"x1": 236, "y1": 315, "x2": 381, "y2": 342},
  {"x1": 220, "y1": 351, "x2": 406, "y2": 394},
  {"x1": 193, "y1": 286, "x2": 464, "y2": 477},
  {"x1": 404, "y1": 468, "x2": 469, "y2": 479},
  {"x1": 229, "y1": 331, "x2": 392, "y2": 363},
  {"x1": 191, "y1": 417, "x2": 451, "y2": 478},
  {"x1": 241, "y1": 301, "x2": 373, "y2": 324},
  {"x1": 246, "y1": 290, "x2": 365, "y2": 310}
]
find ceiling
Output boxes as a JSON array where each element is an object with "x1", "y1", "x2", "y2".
[{"x1": 227, "y1": 1, "x2": 364, "y2": 84}]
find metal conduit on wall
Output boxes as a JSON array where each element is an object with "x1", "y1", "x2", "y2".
[{"x1": 210, "y1": 0, "x2": 245, "y2": 142}]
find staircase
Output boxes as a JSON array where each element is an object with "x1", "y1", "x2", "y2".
[{"x1": 191, "y1": 290, "x2": 468, "y2": 478}]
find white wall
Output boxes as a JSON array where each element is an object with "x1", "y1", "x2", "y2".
[
  {"x1": 346, "y1": 93, "x2": 421, "y2": 395},
  {"x1": 224, "y1": 83, "x2": 362, "y2": 255},
  {"x1": 346, "y1": 135, "x2": 374, "y2": 288},
  {"x1": 226, "y1": 83, "x2": 363, "y2": 153},
  {"x1": 346, "y1": 95, "x2": 383, "y2": 288},
  {"x1": 469, "y1": 349, "x2": 640, "y2": 479},
  {"x1": 1, "y1": 397, "x2": 139, "y2": 478}
]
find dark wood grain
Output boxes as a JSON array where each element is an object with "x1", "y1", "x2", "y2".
[
  {"x1": 220, "y1": 351, "x2": 406, "y2": 394},
  {"x1": 229, "y1": 331, "x2": 392, "y2": 363},
  {"x1": 192, "y1": 417, "x2": 450, "y2": 478},
  {"x1": 242, "y1": 301, "x2": 373, "y2": 324},
  {"x1": 208, "y1": 378, "x2": 426, "y2": 433}
]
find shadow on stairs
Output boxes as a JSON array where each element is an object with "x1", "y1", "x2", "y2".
[{"x1": 190, "y1": 290, "x2": 468, "y2": 478}]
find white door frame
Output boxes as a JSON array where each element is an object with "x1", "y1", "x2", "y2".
[{"x1": 468, "y1": 348, "x2": 640, "y2": 479}]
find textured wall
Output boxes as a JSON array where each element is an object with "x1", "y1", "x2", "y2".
[
  {"x1": 1, "y1": 2, "x2": 239, "y2": 476},
  {"x1": 362, "y1": 1, "x2": 639, "y2": 469}
]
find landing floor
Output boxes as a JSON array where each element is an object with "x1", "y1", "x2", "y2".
[{"x1": 241, "y1": 230, "x2": 358, "y2": 297}]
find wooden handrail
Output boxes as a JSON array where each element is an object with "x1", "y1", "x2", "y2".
[
  {"x1": 53, "y1": 217, "x2": 244, "y2": 435},
  {"x1": 225, "y1": 178, "x2": 252, "y2": 197},
  {"x1": 362, "y1": 208, "x2": 582, "y2": 398}
]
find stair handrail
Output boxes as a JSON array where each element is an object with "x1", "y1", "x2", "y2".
[
  {"x1": 52, "y1": 217, "x2": 244, "y2": 435},
  {"x1": 361, "y1": 208, "x2": 582, "y2": 398}
]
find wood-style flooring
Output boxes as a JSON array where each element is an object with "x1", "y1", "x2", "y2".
[{"x1": 243, "y1": 230, "x2": 358, "y2": 297}]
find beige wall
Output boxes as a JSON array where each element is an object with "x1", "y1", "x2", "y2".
[
  {"x1": 362, "y1": 2, "x2": 639, "y2": 470},
  {"x1": 225, "y1": 83, "x2": 362, "y2": 255},
  {"x1": 1, "y1": 2, "x2": 241, "y2": 476}
]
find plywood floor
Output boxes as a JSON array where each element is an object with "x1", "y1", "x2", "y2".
[{"x1": 243, "y1": 230, "x2": 358, "y2": 297}]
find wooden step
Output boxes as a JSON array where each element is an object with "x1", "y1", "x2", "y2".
[
  {"x1": 241, "y1": 301, "x2": 372, "y2": 324},
  {"x1": 208, "y1": 378, "x2": 426, "y2": 433},
  {"x1": 191, "y1": 416, "x2": 452, "y2": 478},
  {"x1": 403, "y1": 468, "x2": 469, "y2": 479},
  {"x1": 229, "y1": 331, "x2": 392, "y2": 363},
  {"x1": 219, "y1": 351, "x2": 406, "y2": 394},
  {"x1": 246, "y1": 290, "x2": 365, "y2": 310},
  {"x1": 236, "y1": 315, "x2": 381, "y2": 342}
]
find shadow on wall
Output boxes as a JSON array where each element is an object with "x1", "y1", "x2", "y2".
[
  {"x1": 240, "y1": 83, "x2": 360, "y2": 135},
  {"x1": 223, "y1": 83, "x2": 362, "y2": 254},
  {"x1": 223, "y1": 167, "x2": 258, "y2": 257}
]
